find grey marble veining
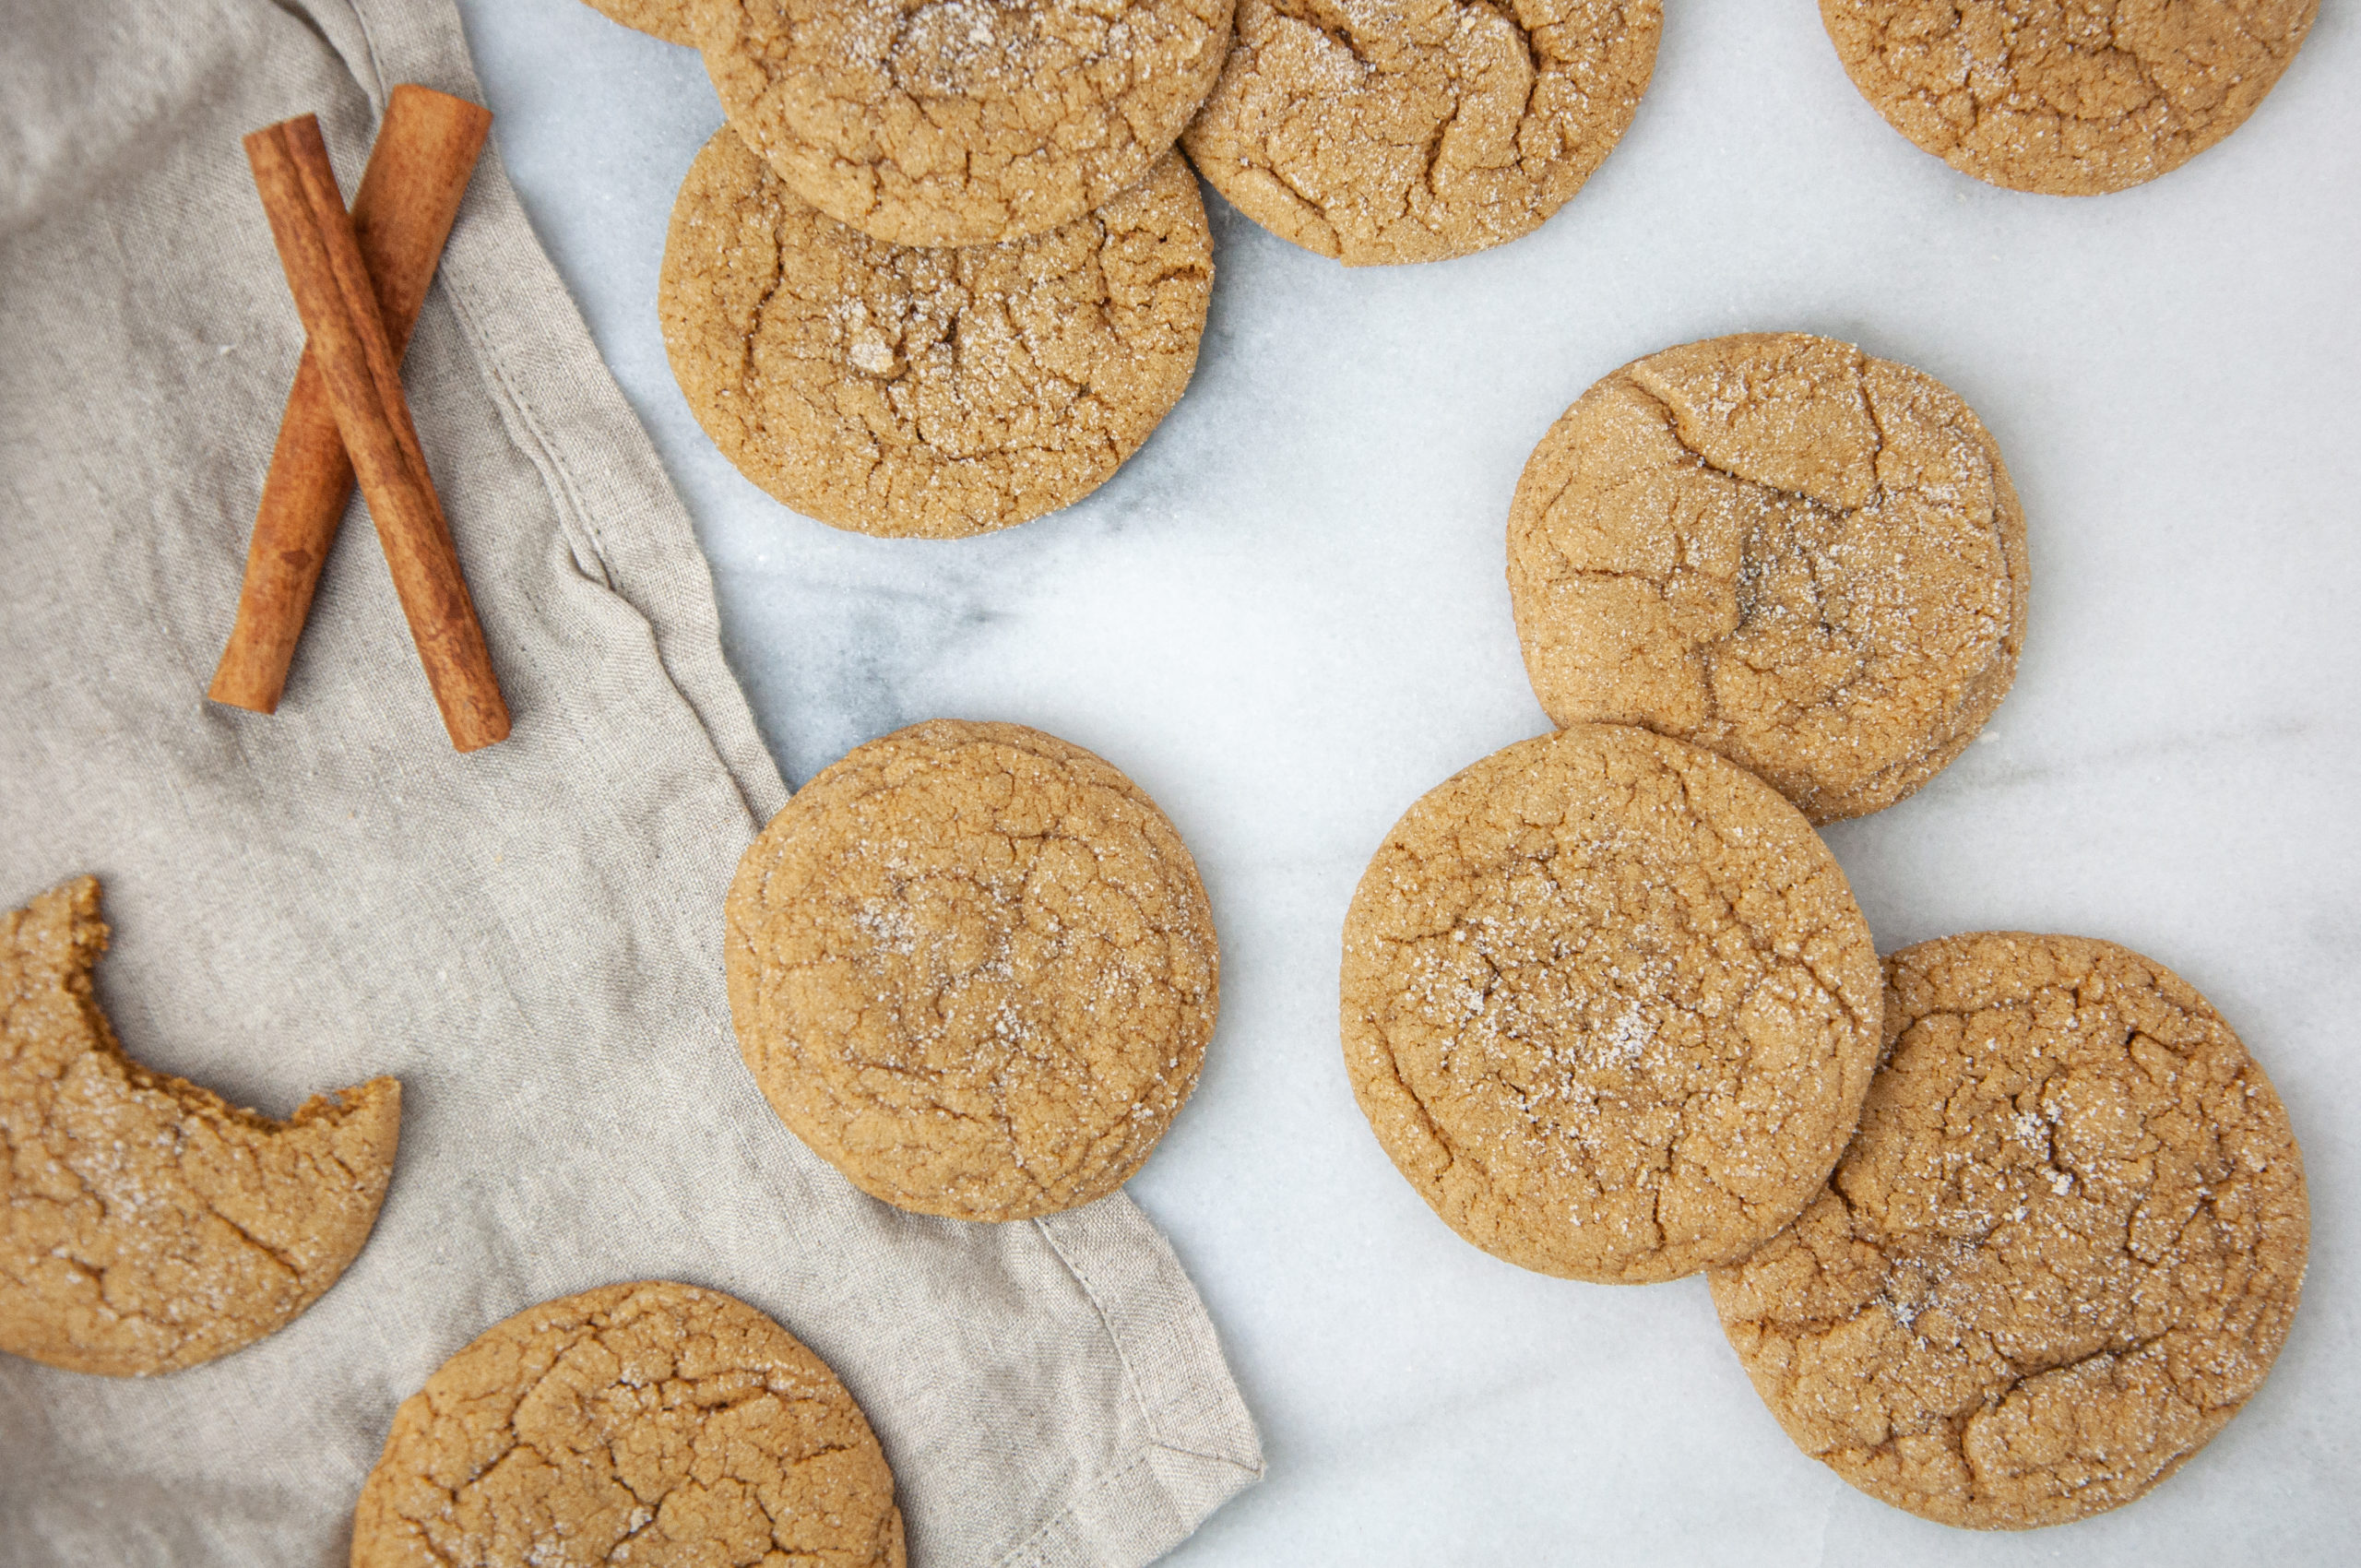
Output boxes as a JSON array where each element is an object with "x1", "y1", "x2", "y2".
[{"x1": 452, "y1": 1, "x2": 2361, "y2": 1562}]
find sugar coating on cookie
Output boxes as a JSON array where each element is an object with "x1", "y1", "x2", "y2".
[
  {"x1": 1507, "y1": 332, "x2": 2028, "y2": 825},
  {"x1": 660, "y1": 129, "x2": 1213, "y2": 540},
  {"x1": 1340, "y1": 725, "x2": 1882, "y2": 1284},
  {"x1": 1711, "y1": 933, "x2": 2308, "y2": 1529},
  {"x1": 350, "y1": 1281, "x2": 905, "y2": 1568},
  {"x1": 581, "y1": 0, "x2": 699, "y2": 46},
  {"x1": 696, "y1": 0, "x2": 1233, "y2": 245},
  {"x1": 1180, "y1": 0, "x2": 1661, "y2": 266},
  {"x1": 727, "y1": 720, "x2": 1218, "y2": 1221},
  {"x1": 1821, "y1": 0, "x2": 2319, "y2": 196},
  {"x1": 0, "y1": 877, "x2": 400, "y2": 1377}
]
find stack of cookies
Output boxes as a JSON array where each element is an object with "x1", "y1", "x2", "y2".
[
  {"x1": 1341, "y1": 330, "x2": 2309, "y2": 1530},
  {"x1": 593, "y1": 0, "x2": 1671, "y2": 539},
  {"x1": 658, "y1": 1, "x2": 1232, "y2": 540}
]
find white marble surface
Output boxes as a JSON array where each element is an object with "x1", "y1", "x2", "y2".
[{"x1": 451, "y1": 2, "x2": 2359, "y2": 1562}]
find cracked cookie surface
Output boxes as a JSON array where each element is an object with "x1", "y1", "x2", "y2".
[
  {"x1": 660, "y1": 128, "x2": 1213, "y2": 539},
  {"x1": 1710, "y1": 932, "x2": 2308, "y2": 1529},
  {"x1": 350, "y1": 1281, "x2": 904, "y2": 1568},
  {"x1": 1507, "y1": 332, "x2": 2028, "y2": 825},
  {"x1": 583, "y1": 0, "x2": 699, "y2": 45},
  {"x1": 1821, "y1": 0, "x2": 2318, "y2": 195},
  {"x1": 0, "y1": 877, "x2": 399, "y2": 1377},
  {"x1": 1339, "y1": 725, "x2": 1881, "y2": 1283},
  {"x1": 727, "y1": 720, "x2": 1218, "y2": 1221},
  {"x1": 695, "y1": 0, "x2": 1233, "y2": 244},
  {"x1": 1180, "y1": 0, "x2": 1661, "y2": 266}
]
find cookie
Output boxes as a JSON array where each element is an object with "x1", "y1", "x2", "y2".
[
  {"x1": 581, "y1": 0, "x2": 698, "y2": 46},
  {"x1": 1507, "y1": 332, "x2": 2028, "y2": 825},
  {"x1": 1340, "y1": 724, "x2": 1882, "y2": 1284},
  {"x1": 1821, "y1": 0, "x2": 2319, "y2": 196},
  {"x1": 1711, "y1": 933, "x2": 2309, "y2": 1529},
  {"x1": 351, "y1": 1280, "x2": 905, "y2": 1568},
  {"x1": 0, "y1": 877, "x2": 399, "y2": 1377},
  {"x1": 660, "y1": 129, "x2": 1213, "y2": 540},
  {"x1": 1179, "y1": 0, "x2": 1662, "y2": 266},
  {"x1": 695, "y1": 0, "x2": 1233, "y2": 245},
  {"x1": 726, "y1": 720, "x2": 1218, "y2": 1221}
]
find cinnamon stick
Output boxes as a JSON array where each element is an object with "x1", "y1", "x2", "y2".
[
  {"x1": 243, "y1": 113, "x2": 509, "y2": 752},
  {"x1": 211, "y1": 87, "x2": 492, "y2": 716}
]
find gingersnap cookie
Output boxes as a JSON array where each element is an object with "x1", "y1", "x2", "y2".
[
  {"x1": 1179, "y1": 0, "x2": 1661, "y2": 266},
  {"x1": 1340, "y1": 724, "x2": 1882, "y2": 1284},
  {"x1": 695, "y1": 0, "x2": 1233, "y2": 245},
  {"x1": 351, "y1": 1280, "x2": 905, "y2": 1568},
  {"x1": 1711, "y1": 933, "x2": 2308, "y2": 1529},
  {"x1": 1821, "y1": 1, "x2": 2319, "y2": 196},
  {"x1": 581, "y1": 0, "x2": 697, "y2": 46},
  {"x1": 727, "y1": 720, "x2": 1218, "y2": 1221},
  {"x1": 1507, "y1": 332, "x2": 2028, "y2": 825},
  {"x1": 0, "y1": 877, "x2": 400, "y2": 1377},
  {"x1": 660, "y1": 129, "x2": 1213, "y2": 540}
]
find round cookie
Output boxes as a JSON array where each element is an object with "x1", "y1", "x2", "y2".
[
  {"x1": 695, "y1": 0, "x2": 1234, "y2": 245},
  {"x1": 1180, "y1": 0, "x2": 1662, "y2": 266},
  {"x1": 350, "y1": 1281, "x2": 905, "y2": 1567},
  {"x1": 1, "y1": 877, "x2": 401, "y2": 1378},
  {"x1": 1507, "y1": 332, "x2": 2029, "y2": 825},
  {"x1": 581, "y1": 0, "x2": 698, "y2": 46},
  {"x1": 660, "y1": 129, "x2": 1213, "y2": 540},
  {"x1": 1821, "y1": 0, "x2": 2319, "y2": 196},
  {"x1": 1711, "y1": 932, "x2": 2309, "y2": 1529},
  {"x1": 1340, "y1": 724, "x2": 1883, "y2": 1284},
  {"x1": 726, "y1": 719, "x2": 1218, "y2": 1221}
]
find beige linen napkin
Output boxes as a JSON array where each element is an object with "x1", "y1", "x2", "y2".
[{"x1": 0, "y1": 0, "x2": 1261, "y2": 1560}]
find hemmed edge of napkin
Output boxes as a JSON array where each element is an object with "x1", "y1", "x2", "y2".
[{"x1": 1004, "y1": 1204, "x2": 1266, "y2": 1567}]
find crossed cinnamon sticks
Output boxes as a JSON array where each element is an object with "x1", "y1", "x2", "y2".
[{"x1": 214, "y1": 88, "x2": 508, "y2": 753}]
